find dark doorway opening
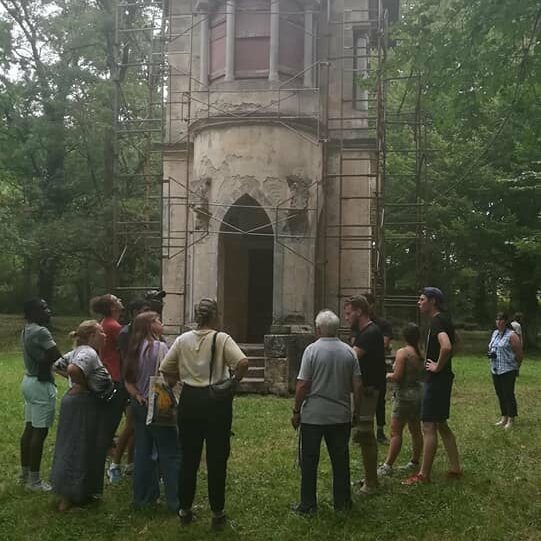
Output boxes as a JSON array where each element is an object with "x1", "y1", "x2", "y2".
[{"x1": 219, "y1": 195, "x2": 274, "y2": 343}]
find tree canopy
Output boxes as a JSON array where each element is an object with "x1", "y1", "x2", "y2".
[{"x1": 0, "y1": 0, "x2": 538, "y2": 345}]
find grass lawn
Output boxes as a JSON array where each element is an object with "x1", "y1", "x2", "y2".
[{"x1": 0, "y1": 322, "x2": 540, "y2": 540}]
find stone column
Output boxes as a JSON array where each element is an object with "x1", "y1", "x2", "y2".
[
  {"x1": 225, "y1": 0, "x2": 236, "y2": 81},
  {"x1": 199, "y1": 4, "x2": 209, "y2": 88},
  {"x1": 269, "y1": 0, "x2": 280, "y2": 82},
  {"x1": 303, "y1": 4, "x2": 314, "y2": 87}
]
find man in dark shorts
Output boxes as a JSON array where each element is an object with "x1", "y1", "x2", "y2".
[
  {"x1": 403, "y1": 287, "x2": 462, "y2": 484},
  {"x1": 363, "y1": 293, "x2": 393, "y2": 444},
  {"x1": 344, "y1": 295, "x2": 386, "y2": 495}
]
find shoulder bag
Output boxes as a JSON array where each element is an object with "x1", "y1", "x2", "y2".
[
  {"x1": 208, "y1": 331, "x2": 238, "y2": 402},
  {"x1": 146, "y1": 341, "x2": 183, "y2": 426}
]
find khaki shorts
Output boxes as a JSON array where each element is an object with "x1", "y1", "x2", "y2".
[
  {"x1": 22, "y1": 375, "x2": 57, "y2": 428},
  {"x1": 351, "y1": 387, "x2": 380, "y2": 442}
]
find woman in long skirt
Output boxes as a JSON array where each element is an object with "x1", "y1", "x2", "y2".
[{"x1": 51, "y1": 320, "x2": 113, "y2": 511}]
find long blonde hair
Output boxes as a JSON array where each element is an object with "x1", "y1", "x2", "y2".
[{"x1": 70, "y1": 320, "x2": 101, "y2": 347}]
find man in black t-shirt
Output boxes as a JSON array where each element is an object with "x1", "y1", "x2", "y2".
[
  {"x1": 403, "y1": 287, "x2": 462, "y2": 485},
  {"x1": 344, "y1": 295, "x2": 386, "y2": 494},
  {"x1": 363, "y1": 293, "x2": 393, "y2": 443}
]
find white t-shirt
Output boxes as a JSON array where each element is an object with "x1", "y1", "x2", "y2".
[{"x1": 159, "y1": 330, "x2": 246, "y2": 387}]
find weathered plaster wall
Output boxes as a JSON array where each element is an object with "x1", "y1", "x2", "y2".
[{"x1": 187, "y1": 122, "x2": 322, "y2": 328}]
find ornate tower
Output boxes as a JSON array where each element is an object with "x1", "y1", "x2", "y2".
[{"x1": 162, "y1": 0, "x2": 385, "y2": 358}]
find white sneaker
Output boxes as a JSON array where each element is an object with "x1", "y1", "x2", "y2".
[
  {"x1": 26, "y1": 480, "x2": 52, "y2": 492},
  {"x1": 495, "y1": 417, "x2": 507, "y2": 427},
  {"x1": 357, "y1": 483, "x2": 378, "y2": 496},
  {"x1": 377, "y1": 463, "x2": 393, "y2": 477},
  {"x1": 397, "y1": 461, "x2": 418, "y2": 472}
]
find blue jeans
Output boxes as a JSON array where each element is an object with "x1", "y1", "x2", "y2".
[{"x1": 131, "y1": 401, "x2": 181, "y2": 512}]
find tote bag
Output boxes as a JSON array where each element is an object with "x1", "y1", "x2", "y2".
[{"x1": 146, "y1": 342, "x2": 183, "y2": 426}]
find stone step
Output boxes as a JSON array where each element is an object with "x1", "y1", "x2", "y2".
[
  {"x1": 239, "y1": 343, "x2": 265, "y2": 358},
  {"x1": 247, "y1": 356, "x2": 265, "y2": 368},
  {"x1": 237, "y1": 377, "x2": 268, "y2": 394},
  {"x1": 247, "y1": 366, "x2": 265, "y2": 376}
]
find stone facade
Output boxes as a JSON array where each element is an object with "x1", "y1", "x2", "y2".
[{"x1": 162, "y1": 0, "x2": 378, "y2": 390}]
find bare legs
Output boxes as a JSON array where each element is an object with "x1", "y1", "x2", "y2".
[
  {"x1": 384, "y1": 417, "x2": 423, "y2": 467},
  {"x1": 20, "y1": 422, "x2": 48, "y2": 474},
  {"x1": 419, "y1": 421, "x2": 460, "y2": 479}
]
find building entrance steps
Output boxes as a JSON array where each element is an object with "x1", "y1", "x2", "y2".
[{"x1": 237, "y1": 343, "x2": 268, "y2": 394}]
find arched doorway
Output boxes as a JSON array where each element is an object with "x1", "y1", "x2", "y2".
[{"x1": 218, "y1": 195, "x2": 274, "y2": 343}]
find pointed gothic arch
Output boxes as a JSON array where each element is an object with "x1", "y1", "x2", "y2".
[{"x1": 218, "y1": 194, "x2": 274, "y2": 343}]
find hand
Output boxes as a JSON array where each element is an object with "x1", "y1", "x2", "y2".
[
  {"x1": 425, "y1": 359, "x2": 439, "y2": 373},
  {"x1": 291, "y1": 412, "x2": 301, "y2": 430},
  {"x1": 135, "y1": 393, "x2": 147, "y2": 406}
]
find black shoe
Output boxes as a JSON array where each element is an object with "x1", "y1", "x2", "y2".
[
  {"x1": 211, "y1": 513, "x2": 227, "y2": 531},
  {"x1": 291, "y1": 503, "x2": 317, "y2": 516},
  {"x1": 178, "y1": 509, "x2": 196, "y2": 526},
  {"x1": 377, "y1": 433, "x2": 390, "y2": 445}
]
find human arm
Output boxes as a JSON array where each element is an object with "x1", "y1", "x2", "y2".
[
  {"x1": 159, "y1": 338, "x2": 180, "y2": 385},
  {"x1": 67, "y1": 363, "x2": 87, "y2": 393},
  {"x1": 387, "y1": 348, "x2": 406, "y2": 382},
  {"x1": 53, "y1": 352, "x2": 71, "y2": 378},
  {"x1": 291, "y1": 348, "x2": 313, "y2": 429},
  {"x1": 351, "y1": 375, "x2": 363, "y2": 425},
  {"x1": 425, "y1": 332, "x2": 452, "y2": 373},
  {"x1": 234, "y1": 358, "x2": 249, "y2": 381},
  {"x1": 509, "y1": 332, "x2": 524, "y2": 364},
  {"x1": 291, "y1": 379, "x2": 311, "y2": 429},
  {"x1": 125, "y1": 381, "x2": 146, "y2": 405}
]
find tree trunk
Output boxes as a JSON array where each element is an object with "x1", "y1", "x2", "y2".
[{"x1": 511, "y1": 255, "x2": 539, "y2": 351}]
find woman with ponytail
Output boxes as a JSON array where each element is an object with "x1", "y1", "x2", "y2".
[
  {"x1": 377, "y1": 323, "x2": 425, "y2": 477},
  {"x1": 50, "y1": 321, "x2": 113, "y2": 511},
  {"x1": 124, "y1": 311, "x2": 180, "y2": 512}
]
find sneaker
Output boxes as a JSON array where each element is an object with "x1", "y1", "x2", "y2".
[
  {"x1": 108, "y1": 465, "x2": 122, "y2": 484},
  {"x1": 397, "y1": 461, "x2": 418, "y2": 473},
  {"x1": 495, "y1": 418, "x2": 507, "y2": 427},
  {"x1": 356, "y1": 483, "x2": 378, "y2": 496},
  {"x1": 291, "y1": 503, "x2": 317, "y2": 516},
  {"x1": 211, "y1": 513, "x2": 228, "y2": 531},
  {"x1": 377, "y1": 463, "x2": 393, "y2": 477},
  {"x1": 445, "y1": 470, "x2": 463, "y2": 480},
  {"x1": 401, "y1": 473, "x2": 430, "y2": 485},
  {"x1": 26, "y1": 480, "x2": 52, "y2": 492},
  {"x1": 377, "y1": 433, "x2": 390, "y2": 445},
  {"x1": 178, "y1": 509, "x2": 196, "y2": 526},
  {"x1": 504, "y1": 420, "x2": 514, "y2": 430}
]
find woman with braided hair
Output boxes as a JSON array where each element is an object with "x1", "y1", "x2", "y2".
[{"x1": 159, "y1": 298, "x2": 249, "y2": 530}]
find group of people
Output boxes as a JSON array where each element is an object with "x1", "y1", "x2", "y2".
[
  {"x1": 19, "y1": 286, "x2": 524, "y2": 526},
  {"x1": 292, "y1": 288, "x2": 523, "y2": 513}
]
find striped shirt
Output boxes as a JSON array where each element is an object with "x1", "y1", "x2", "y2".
[{"x1": 488, "y1": 329, "x2": 519, "y2": 375}]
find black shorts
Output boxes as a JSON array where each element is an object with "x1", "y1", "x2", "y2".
[{"x1": 421, "y1": 373, "x2": 454, "y2": 422}]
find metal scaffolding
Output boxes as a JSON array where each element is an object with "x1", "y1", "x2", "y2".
[{"x1": 111, "y1": 0, "x2": 427, "y2": 326}]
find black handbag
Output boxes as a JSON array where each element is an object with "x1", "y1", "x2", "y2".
[{"x1": 208, "y1": 331, "x2": 237, "y2": 401}]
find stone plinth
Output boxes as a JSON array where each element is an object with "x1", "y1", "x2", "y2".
[{"x1": 264, "y1": 333, "x2": 315, "y2": 394}]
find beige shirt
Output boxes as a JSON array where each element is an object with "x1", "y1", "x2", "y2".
[{"x1": 159, "y1": 329, "x2": 246, "y2": 387}]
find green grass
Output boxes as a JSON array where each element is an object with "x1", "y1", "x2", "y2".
[{"x1": 0, "y1": 348, "x2": 540, "y2": 540}]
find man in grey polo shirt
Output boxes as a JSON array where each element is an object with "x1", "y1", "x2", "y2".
[{"x1": 291, "y1": 310, "x2": 362, "y2": 514}]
